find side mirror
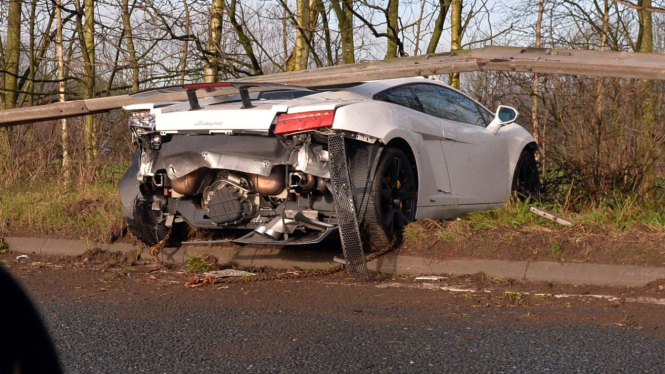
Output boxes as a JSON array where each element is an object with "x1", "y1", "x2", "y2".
[{"x1": 486, "y1": 105, "x2": 519, "y2": 135}]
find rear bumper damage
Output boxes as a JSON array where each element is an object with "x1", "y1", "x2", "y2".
[{"x1": 121, "y1": 131, "x2": 379, "y2": 246}]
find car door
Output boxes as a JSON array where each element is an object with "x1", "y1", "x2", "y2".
[
  {"x1": 411, "y1": 84, "x2": 511, "y2": 205},
  {"x1": 374, "y1": 85, "x2": 456, "y2": 207}
]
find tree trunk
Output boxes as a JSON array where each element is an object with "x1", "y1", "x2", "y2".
[
  {"x1": 56, "y1": 0, "x2": 69, "y2": 180},
  {"x1": 592, "y1": 0, "x2": 610, "y2": 189},
  {"x1": 532, "y1": 0, "x2": 544, "y2": 150},
  {"x1": 316, "y1": 0, "x2": 333, "y2": 65},
  {"x1": 205, "y1": 0, "x2": 223, "y2": 82},
  {"x1": 76, "y1": 0, "x2": 98, "y2": 163},
  {"x1": 636, "y1": 0, "x2": 655, "y2": 197},
  {"x1": 332, "y1": 0, "x2": 355, "y2": 64},
  {"x1": 449, "y1": 0, "x2": 462, "y2": 88},
  {"x1": 384, "y1": 0, "x2": 399, "y2": 59},
  {"x1": 414, "y1": 0, "x2": 428, "y2": 55},
  {"x1": 0, "y1": 0, "x2": 22, "y2": 173},
  {"x1": 122, "y1": 0, "x2": 140, "y2": 91},
  {"x1": 180, "y1": 0, "x2": 190, "y2": 84},
  {"x1": 427, "y1": 0, "x2": 451, "y2": 54},
  {"x1": 283, "y1": 5, "x2": 288, "y2": 63},
  {"x1": 225, "y1": 0, "x2": 263, "y2": 75},
  {"x1": 294, "y1": 0, "x2": 312, "y2": 70},
  {"x1": 22, "y1": 0, "x2": 37, "y2": 150},
  {"x1": 4, "y1": 0, "x2": 21, "y2": 110}
]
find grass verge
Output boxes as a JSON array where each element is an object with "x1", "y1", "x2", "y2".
[
  {"x1": 0, "y1": 178, "x2": 125, "y2": 243},
  {"x1": 401, "y1": 199, "x2": 665, "y2": 266}
]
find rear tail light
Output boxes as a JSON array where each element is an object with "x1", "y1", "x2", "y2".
[{"x1": 274, "y1": 110, "x2": 335, "y2": 134}]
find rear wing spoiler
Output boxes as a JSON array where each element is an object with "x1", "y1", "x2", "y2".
[{"x1": 131, "y1": 82, "x2": 313, "y2": 110}]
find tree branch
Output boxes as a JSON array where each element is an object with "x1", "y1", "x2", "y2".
[{"x1": 612, "y1": 0, "x2": 665, "y2": 13}]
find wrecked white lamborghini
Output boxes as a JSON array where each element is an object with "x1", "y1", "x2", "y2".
[{"x1": 120, "y1": 77, "x2": 540, "y2": 251}]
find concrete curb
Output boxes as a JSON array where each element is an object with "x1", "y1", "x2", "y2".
[{"x1": 4, "y1": 236, "x2": 665, "y2": 287}]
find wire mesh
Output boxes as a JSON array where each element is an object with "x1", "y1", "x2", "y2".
[{"x1": 328, "y1": 134, "x2": 369, "y2": 279}]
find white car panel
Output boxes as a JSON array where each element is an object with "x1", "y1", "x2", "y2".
[
  {"x1": 153, "y1": 103, "x2": 280, "y2": 133},
  {"x1": 439, "y1": 119, "x2": 511, "y2": 204}
]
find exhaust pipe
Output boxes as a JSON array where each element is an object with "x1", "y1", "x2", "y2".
[
  {"x1": 250, "y1": 166, "x2": 286, "y2": 195},
  {"x1": 290, "y1": 172, "x2": 317, "y2": 194}
]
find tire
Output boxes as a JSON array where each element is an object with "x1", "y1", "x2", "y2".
[
  {"x1": 127, "y1": 196, "x2": 187, "y2": 247},
  {"x1": 511, "y1": 150, "x2": 541, "y2": 201},
  {"x1": 361, "y1": 148, "x2": 418, "y2": 251}
]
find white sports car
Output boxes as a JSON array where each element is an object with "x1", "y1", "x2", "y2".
[{"x1": 120, "y1": 77, "x2": 540, "y2": 250}]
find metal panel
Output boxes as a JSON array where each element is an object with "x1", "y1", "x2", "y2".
[{"x1": 328, "y1": 134, "x2": 369, "y2": 279}]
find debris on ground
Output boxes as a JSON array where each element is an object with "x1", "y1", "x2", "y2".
[
  {"x1": 16, "y1": 254, "x2": 28, "y2": 260},
  {"x1": 185, "y1": 268, "x2": 255, "y2": 288},
  {"x1": 415, "y1": 276, "x2": 448, "y2": 281},
  {"x1": 277, "y1": 270, "x2": 302, "y2": 276},
  {"x1": 202, "y1": 269, "x2": 256, "y2": 278},
  {"x1": 185, "y1": 275, "x2": 217, "y2": 288},
  {"x1": 530, "y1": 207, "x2": 573, "y2": 226},
  {"x1": 333, "y1": 256, "x2": 347, "y2": 264}
]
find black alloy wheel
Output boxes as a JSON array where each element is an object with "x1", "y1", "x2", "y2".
[
  {"x1": 512, "y1": 150, "x2": 542, "y2": 201},
  {"x1": 361, "y1": 148, "x2": 418, "y2": 251}
]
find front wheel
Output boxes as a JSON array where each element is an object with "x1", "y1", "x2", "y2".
[
  {"x1": 361, "y1": 148, "x2": 418, "y2": 251},
  {"x1": 511, "y1": 150, "x2": 541, "y2": 201}
]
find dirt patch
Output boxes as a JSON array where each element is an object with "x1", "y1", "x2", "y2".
[
  {"x1": 0, "y1": 248, "x2": 145, "y2": 270},
  {"x1": 65, "y1": 198, "x2": 103, "y2": 218},
  {"x1": 76, "y1": 248, "x2": 138, "y2": 266},
  {"x1": 401, "y1": 220, "x2": 665, "y2": 266}
]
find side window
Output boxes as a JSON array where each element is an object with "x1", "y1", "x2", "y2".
[
  {"x1": 412, "y1": 84, "x2": 486, "y2": 127},
  {"x1": 480, "y1": 106, "x2": 494, "y2": 125},
  {"x1": 374, "y1": 86, "x2": 422, "y2": 112}
]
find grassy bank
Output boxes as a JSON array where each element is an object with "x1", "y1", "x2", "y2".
[
  {"x1": 436, "y1": 198, "x2": 665, "y2": 232},
  {"x1": 402, "y1": 200, "x2": 665, "y2": 266},
  {"x1": 0, "y1": 170, "x2": 126, "y2": 243}
]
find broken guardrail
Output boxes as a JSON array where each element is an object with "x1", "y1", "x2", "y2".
[{"x1": 2, "y1": 46, "x2": 665, "y2": 128}]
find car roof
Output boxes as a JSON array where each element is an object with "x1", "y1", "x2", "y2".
[{"x1": 342, "y1": 77, "x2": 449, "y2": 98}]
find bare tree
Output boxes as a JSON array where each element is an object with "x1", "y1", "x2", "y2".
[
  {"x1": 3, "y1": 0, "x2": 21, "y2": 110},
  {"x1": 180, "y1": 0, "x2": 191, "y2": 84},
  {"x1": 121, "y1": 0, "x2": 140, "y2": 91},
  {"x1": 427, "y1": 0, "x2": 452, "y2": 54},
  {"x1": 635, "y1": 0, "x2": 657, "y2": 197},
  {"x1": 224, "y1": 0, "x2": 264, "y2": 75},
  {"x1": 205, "y1": 0, "x2": 224, "y2": 82},
  {"x1": 74, "y1": 0, "x2": 98, "y2": 162},
  {"x1": 385, "y1": 0, "x2": 399, "y2": 59},
  {"x1": 448, "y1": 0, "x2": 463, "y2": 88},
  {"x1": 0, "y1": 0, "x2": 21, "y2": 172},
  {"x1": 532, "y1": 0, "x2": 545, "y2": 152},
  {"x1": 56, "y1": 0, "x2": 69, "y2": 179},
  {"x1": 331, "y1": 0, "x2": 355, "y2": 64},
  {"x1": 347, "y1": 1, "x2": 407, "y2": 58}
]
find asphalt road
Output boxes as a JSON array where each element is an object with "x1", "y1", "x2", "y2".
[{"x1": 7, "y1": 264, "x2": 664, "y2": 374}]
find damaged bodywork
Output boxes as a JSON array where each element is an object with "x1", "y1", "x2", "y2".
[{"x1": 120, "y1": 79, "x2": 540, "y2": 250}]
